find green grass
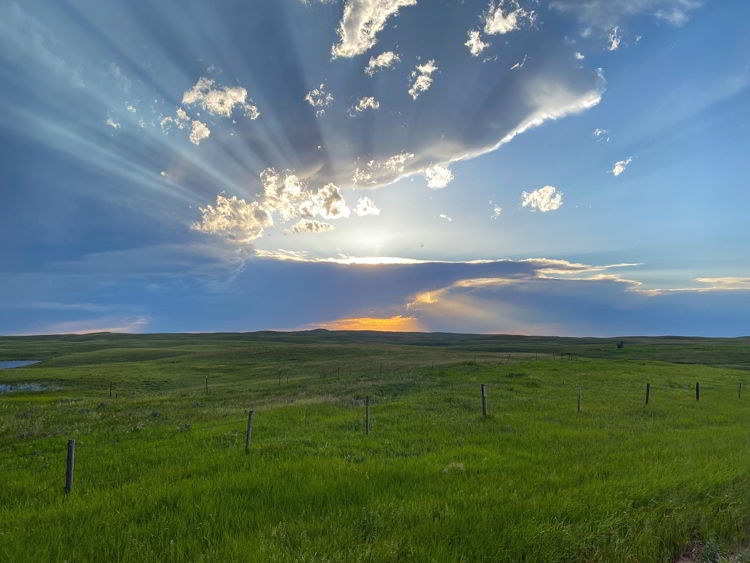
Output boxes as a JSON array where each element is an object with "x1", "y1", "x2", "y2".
[{"x1": 1, "y1": 331, "x2": 750, "y2": 561}]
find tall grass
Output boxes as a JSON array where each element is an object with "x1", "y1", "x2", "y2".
[{"x1": 1, "y1": 333, "x2": 750, "y2": 561}]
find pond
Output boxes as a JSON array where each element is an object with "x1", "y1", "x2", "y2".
[
  {"x1": 0, "y1": 361, "x2": 41, "y2": 370},
  {"x1": 0, "y1": 383, "x2": 46, "y2": 393}
]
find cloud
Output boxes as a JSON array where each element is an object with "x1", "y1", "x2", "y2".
[
  {"x1": 408, "y1": 59, "x2": 438, "y2": 100},
  {"x1": 465, "y1": 30, "x2": 490, "y2": 56},
  {"x1": 189, "y1": 119, "x2": 211, "y2": 145},
  {"x1": 192, "y1": 194, "x2": 274, "y2": 243},
  {"x1": 182, "y1": 77, "x2": 260, "y2": 119},
  {"x1": 611, "y1": 156, "x2": 632, "y2": 176},
  {"x1": 521, "y1": 186, "x2": 564, "y2": 212},
  {"x1": 105, "y1": 117, "x2": 121, "y2": 130},
  {"x1": 510, "y1": 54, "x2": 528, "y2": 70},
  {"x1": 364, "y1": 51, "x2": 401, "y2": 75},
  {"x1": 607, "y1": 26, "x2": 622, "y2": 50},
  {"x1": 289, "y1": 219, "x2": 335, "y2": 234},
  {"x1": 304, "y1": 183, "x2": 351, "y2": 219},
  {"x1": 304, "y1": 83, "x2": 335, "y2": 116},
  {"x1": 694, "y1": 277, "x2": 750, "y2": 290},
  {"x1": 355, "y1": 197, "x2": 381, "y2": 216},
  {"x1": 439, "y1": 214, "x2": 453, "y2": 222},
  {"x1": 592, "y1": 127, "x2": 609, "y2": 142},
  {"x1": 549, "y1": 0, "x2": 702, "y2": 30},
  {"x1": 331, "y1": 0, "x2": 417, "y2": 59},
  {"x1": 354, "y1": 151, "x2": 416, "y2": 185},
  {"x1": 350, "y1": 96, "x2": 380, "y2": 114},
  {"x1": 424, "y1": 164, "x2": 454, "y2": 189},
  {"x1": 323, "y1": 60, "x2": 605, "y2": 193},
  {"x1": 483, "y1": 0, "x2": 535, "y2": 35},
  {"x1": 575, "y1": 51, "x2": 585, "y2": 60},
  {"x1": 315, "y1": 315, "x2": 422, "y2": 331},
  {"x1": 195, "y1": 169, "x2": 367, "y2": 243},
  {"x1": 15, "y1": 316, "x2": 150, "y2": 336},
  {"x1": 491, "y1": 205, "x2": 503, "y2": 219}
]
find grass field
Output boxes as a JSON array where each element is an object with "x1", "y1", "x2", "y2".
[{"x1": 1, "y1": 331, "x2": 750, "y2": 562}]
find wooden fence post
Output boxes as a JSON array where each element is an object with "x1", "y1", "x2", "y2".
[
  {"x1": 364, "y1": 396, "x2": 370, "y2": 435},
  {"x1": 481, "y1": 384, "x2": 487, "y2": 417},
  {"x1": 645, "y1": 383, "x2": 650, "y2": 405},
  {"x1": 739, "y1": 382, "x2": 742, "y2": 399},
  {"x1": 65, "y1": 439, "x2": 75, "y2": 494},
  {"x1": 696, "y1": 382, "x2": 700, "y2": 401},
  {"x1": 244, "y1": 410, "x2": 254, "y2": 453},
  {"x1": 109, "y1": 382, "x2": 112, "y2": 398},
  {"x1": 205, "y1": 376, "x2": 208, "y2": 395}
]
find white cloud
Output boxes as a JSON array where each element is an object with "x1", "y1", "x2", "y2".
[
  {"x1": 192, "y1": 194, "x2": 274, "y2": 243},
  {"x1": 195, "y1": 169, "x2": 366, "y2": 243},
  {"x1": 126, "y1": 104, "x2": 136, "y2": 113},
  {"x1": 364, "y1": 51, "x2": 401, "y2": 75},
  {"x1": 305, "y1": 83, "x2": 335, "y2": 116},
  {"x1": 351, "y1": 96, "x2": 380, "y2": 114},
  {"x1": 611, "y1": 157, "x2": 632, "y2": 176},
  {"x1": 354, "y1": 151, "x2": 416, "y2": 185},
  {"x1": 408, "y1": 59, "x2": 438, "y2": 100},
  {"x1": 105, "y1": 117, "x2": 121, "y2": 129},
  {"x1": 592, "y1": 128, "x2": 610, "y2": 142},
  {"x1": 483, "y1": 0, "x2": 535, "y2": 35},
  {"x1": 182, "y1": 77, "x2": 260, "y2": 119},
  {"x1": 289, "y1": 219, "x2": 335, "y2": 234},
  {"x1": 331, "y1": 0, "x2": 417, "y2": 59},
  {"x1": 521, "y1": 186, "x2": 564, "y2": 212},
  {"x1": 549, "y1": 0, "x2": 702, "y2": 30},
  {"x1": 607, "y1": 26, "x2": 622, "y2": 50},
  {"x1": 302, "y1": 183, "x2": 351, "y2": 219},
  {"x1": 189, "y1": 120, "x2": 211, "y2": 145},
  {"x1": 491, "y1": 205, "x2": 503, "y2": 219},
  {"x1": 424, "y1": 164, "x2": 454, "y2": 189},
  {"x1": 574, "y1": 51, "x2": 585, "y2": 60},
  {"x1": 355, "y1": 197, "x2": 381, "y2": 216},
  {"x1": 510, "y1": 54, "x2": 528, "y2": 70},
  {"x1": 465, "y1": 30, "x2": 490, "y2": 56},
  {"x1": 439, "y1": 214, "x2": 453, "y2": 222}
]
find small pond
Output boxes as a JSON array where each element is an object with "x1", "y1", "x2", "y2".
[
  {"x1": 0, "y1": 383, "x2": 47, "y2": 393},
  {"x1": 0, "y1": 361, "x2": 41, "y2": 370}
]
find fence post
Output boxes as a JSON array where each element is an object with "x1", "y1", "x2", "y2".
[
  {"x1": 245, "y1": 410, "x2": 254, "y2": 453},
  {"x1": 577, "y1": 387, "x2": 581, "y2": 413},
  {"x1": 109, "y1": 382, "x2": 112, "y2": 398},
  {"x1": 65, "y1": 439, "x2": 75, "y2": 494},
  {"x1": 205, "y1": 376, "x2": 208, "y2": 395},
  {"x1": 364, "y1": 396, "x2": 370, "y2": 435},
  {"x1": 696, "y1": 382, "x2": 700, "y2": 401},
  {"x1": 645, "y1": 383, "x2": 650, "y2": 405},
  {"x1": 481, "y1": 384, "x2": 487, "y2": 417},
  {"x1": 739, "y1": 382, "x2": 742, "y2": 399}
]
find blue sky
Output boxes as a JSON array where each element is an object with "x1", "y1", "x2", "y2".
[{"x1": 1, "y1": 0, "x2": 748, "y2": 336}]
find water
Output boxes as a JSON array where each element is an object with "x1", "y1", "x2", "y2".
[
  {"x1": 0, "y1": 361, "x2": 40, "y2": 369},
  {"x1": 0, "y1": 383, "x2": 46, "y2": 393}
]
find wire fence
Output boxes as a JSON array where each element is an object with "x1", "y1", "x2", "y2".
[{"x1": 2, "y1": 355, "x2": 750, "y2": 501}]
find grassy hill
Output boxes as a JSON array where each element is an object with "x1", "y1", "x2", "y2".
[{"x1": 1, "y1": 331, "x2": 750, "y2": 561}]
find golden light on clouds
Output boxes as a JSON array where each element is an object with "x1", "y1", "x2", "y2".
[{"x1": 316, "y1": 315, "x2": 423, "y2": 332}]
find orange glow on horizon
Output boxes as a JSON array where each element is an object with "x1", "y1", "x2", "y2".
[{"x1": 316, "y1": 315, "x2": 423, "y2": 332}]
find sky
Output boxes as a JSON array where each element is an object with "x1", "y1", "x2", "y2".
[{"x1": 0, "y1": 0, "x2": 748, "y2": 337}]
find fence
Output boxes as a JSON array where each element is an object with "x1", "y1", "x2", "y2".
[{"x1": 1, "y1": 354, "x2": 747, "y2": 498}]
